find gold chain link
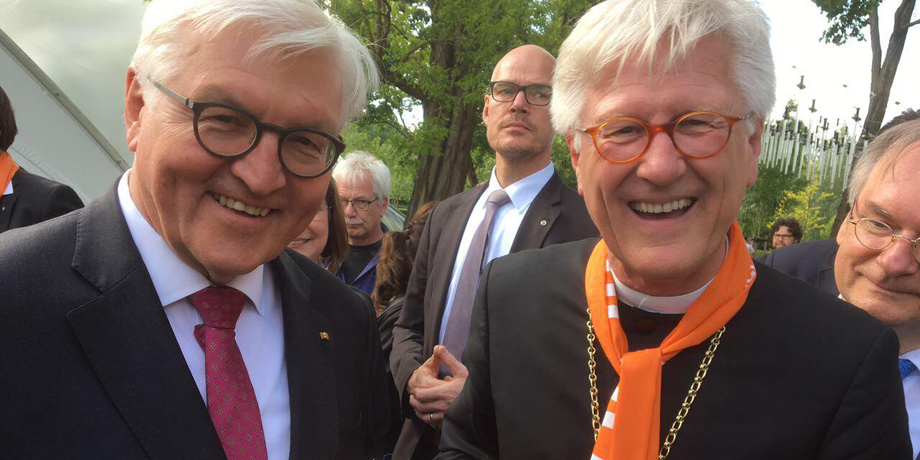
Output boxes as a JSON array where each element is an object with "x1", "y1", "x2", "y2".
[{"x1": 586, "y1": 314, "x2": 726, "y2": 460}]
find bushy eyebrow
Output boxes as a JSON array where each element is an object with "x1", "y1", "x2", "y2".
[
  {"x1": 864, "y1": 201, "x2": 894, "y2": 220},
  {"x1": 191, "y1": 85, "x2": 338, "y2": 133}
]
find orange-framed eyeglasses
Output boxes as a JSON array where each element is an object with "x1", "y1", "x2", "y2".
[{"x1": 578, "y1": 111, "x2": 752, "y2": 164}]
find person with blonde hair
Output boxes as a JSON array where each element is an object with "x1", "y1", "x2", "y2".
[
  {"x1": 0, "y1": 0, "x2": 390, "y2": 458},
  {"x1": 436, "y1": 0, "x2": 909, "y2": 458}
]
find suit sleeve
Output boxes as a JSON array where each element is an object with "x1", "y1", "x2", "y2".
[
  {"x1": 390, "y1": 211, "x2": 435, "y2": 416},
  {"x1": 41, "y1": 183, "x2": 84, "y2": 221},
  {"x1": 816, "y1": 327, "x2": 911, "y2": 459},
  {"x1": 435, "y1": 262, "x2": 499, "y2": 460},
  {"x1": 360, "y1": 292, "x2": 392, "y2": 459}
]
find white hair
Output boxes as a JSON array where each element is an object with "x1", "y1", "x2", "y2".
[
  {"x1": 552, "y1": 0, "x2": 775, "y2": 149},
  {"x1": 131, "y1": 0, "x2": 378, "y2": 129},
  {"x1": 847, "y1": 119, "x2": 920, "y2": 209},
  {"x1": 332, "y1": 151, "x2": 391, "y2": 200}
]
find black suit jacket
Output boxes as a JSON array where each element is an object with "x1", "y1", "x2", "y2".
[
  {"x1": 0, "y1": 186, "x2": 389, "y2": 459},
  {"x1": 389, "y1": 171, "x2": 597, "y2": 457},
  {"x1": 437, "y1": 239, "x2": 910, "y2": 459},
  {"x1": 0, "y1": 168, "x2": 83, "y2": 233},
  {"x1": 762, "y1": 238, "x2": 840, "y2": 296}
]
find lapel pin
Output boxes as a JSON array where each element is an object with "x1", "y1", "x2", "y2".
[
  {"x1": 319, "y1": 332, "x2": 331, "y2": 341},
  {"x1": 540, "y1": 219, "x2": 548, "y2": 227}
]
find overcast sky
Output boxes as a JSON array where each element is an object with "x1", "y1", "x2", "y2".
[{"x1": 0, "y1": 0, "x2": 917, "y2": 166}]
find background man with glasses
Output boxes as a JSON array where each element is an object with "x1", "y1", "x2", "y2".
[
  {"x1": 436, "y1": 0, "x2": 909, "y2": 458},
  {"x1": 332, "y1": 151, "x2": 392, "y2": 294},
  {"x1": 389, "y1": 44, "x2": 596, "y2": 460},
  {"x1": 770, "y1": 217, "x2": 803, "y2": 249},
  {"x1": 0, "y1": 0, "x2": 390, "y2": 458}
]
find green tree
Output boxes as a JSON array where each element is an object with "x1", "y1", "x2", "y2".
[
  {"x1": 777, "y1": 175, "x2": 837, "y2": 241},
  {"x1": 811, "y1": 0, "x2": 918, "y2": 232},
  {"x1": 328, "y1": 0, "x2": 592, "y2": 217},
  {"x1": 739, "y1": 164, "x2": 807, "y2": 240}
]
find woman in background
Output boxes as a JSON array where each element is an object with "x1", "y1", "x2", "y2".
[{"x1": 288, "y1": 180, "x2": 348, "y2": 273}]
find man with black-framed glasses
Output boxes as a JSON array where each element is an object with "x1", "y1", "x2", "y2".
[
  {"x1": 0, "y1": 1, "x2": 392, "y2": 458},
  {"x1": 389, "y1": 44, "x2": 596, "y2": 460}
]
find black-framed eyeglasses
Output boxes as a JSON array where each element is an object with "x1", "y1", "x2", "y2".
[
  {"x1": 773, "y1": 234, "x2": 795, "y2": 241},
  {"x1": 489, "y1": 81, "x2": 552, "y2": 106},
  {"x1": 578, "y1": 111, "x2": 751, "y2": 164},
  {"x1": 151, "y1": 80, "x2": 345, "y2": 179},
  {"x1": 847, "y1": 215, "x2": 920, "y2": 263},
  {"x1": 341, "y1": 197, "x2": 378, "y2": 211}
]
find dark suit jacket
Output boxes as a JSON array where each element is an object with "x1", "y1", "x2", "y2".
[
  {"x1": 0, "y1": 186, "x2": 390, "y2": 459},
  {"x1": 762, "y1": 238, "x2": 840, "y2": 296},
  {"x1": 0, "y1": 168, "x2": 83, "y2": 233},
  {"x1": 437, "y1": 239, "x2": 910, "y2": 459},
  {"x1": 389, "y1": 171, "x2": 597, "y2": 458}
]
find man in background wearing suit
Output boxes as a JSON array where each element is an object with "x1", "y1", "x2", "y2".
[
  {"x1": 0, "y1": 1, "x2": 389, "y2": 459},
  {"x1": 763, "y1": 108, "x2": 920, "y2": 298},
  {"x1": 436, "y1": 0, "x2": 909, "y2": 458},
  {"x1": 770, "y1": 118, "x2": 920, "y2": 458},
  {"x1": 389, "y1": 44, "x2": 597, "y2": 459},
  {"x1": 0, "y1": 84, "x2": 83, "y2": 234}
]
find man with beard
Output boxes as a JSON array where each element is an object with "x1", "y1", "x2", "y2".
[{"x1": 389, "y1": 44, "x2": 597, "y2": 459}]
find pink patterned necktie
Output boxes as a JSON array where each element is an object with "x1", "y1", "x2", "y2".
[{"x1": 189, "y1": 286, "x2": 268, "y2": 460}]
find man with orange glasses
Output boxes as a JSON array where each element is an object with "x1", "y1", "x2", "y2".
[{"x1": 435, "y1": 0, "x2": 909, "y2": 459}]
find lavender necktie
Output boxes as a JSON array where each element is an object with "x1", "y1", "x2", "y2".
[{"x1": 441, "y1": 189, "x2": 511, "y2": 373}]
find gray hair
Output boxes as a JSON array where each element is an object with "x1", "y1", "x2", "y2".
[
  {"x1": 332, "y1": 151, "x2": 391, "y2": 200},
  {"x1": 847, "y1": 119, "x2": 920, "y2": 208},
  {"x1": 131, "y1": 0, "x2": 378, "y2": 129},
  {"x1": 552, "y1": 0, "x2": 775, "y2": 149}
]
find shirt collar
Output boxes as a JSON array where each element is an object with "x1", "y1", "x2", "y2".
[
  {"x1": 484, "y1": 162, "x2": 555, "y2": 211},
  {"x1": 610, "y1": 238, "x2": 729, "y2": 314},
  {"x1": 3, "y1": 181, "x2": 12, "y2": 196},
  {"x1": 117, "y1": 170, "x2": 266, "y2": 314},
  {"x1": 902, "y1": 348, "x2": 920, "y2": 364}
]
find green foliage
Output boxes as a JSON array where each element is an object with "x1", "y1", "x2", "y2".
[
  {"x1": 777, "y1": 175, "x2": 838, "y2": 240},
  {"x1": 739, "y1": 164, "x2": 808, "y2": 238},
  {"x1": 811, "y1": 0, "x2": 881, "y2": 44}
]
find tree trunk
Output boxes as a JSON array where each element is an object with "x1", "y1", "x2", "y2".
[
  {"x1": 406, "y1": 100, "x2": 478, "y2": 219},
  {"x1": 830, "y1": 0, "x2": 916, "y2": 235}
]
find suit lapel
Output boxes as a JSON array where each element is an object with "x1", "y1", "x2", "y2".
[
  {"x1": 0, "y1": 192, "x2": 16, "y2": 231},
  {"x1": 0, "y1": 170, "x2": 20, "y2": 231},
  {"x1": 509, "y1": 172, "x2": 563, "y2": 253},
  {"x1": 273, "y1": 253, "x2": 338, "y2": 460},
  {"x1": 66, "y1": 187, "x2": 224, "y2": 460},
  {"x1": 818, "y1": 245, "x2": 840, "y2": 296},
  {"x1": 427, "y1": 183, "x2": 488, "y2": 349}
]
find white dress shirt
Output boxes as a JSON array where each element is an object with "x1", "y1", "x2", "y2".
[
  {"x1": 3, "y1": 181, "x2": 12, "y2": 196},
  {"x1": 117, "y1": 171, "x2": 291, "y2": 460},
  {"x1": 438, "y1": 162, "x2": 555, "y2": 344},
  {"x1": 901, "y1": 348, "x2": 920, "y2": 459}
]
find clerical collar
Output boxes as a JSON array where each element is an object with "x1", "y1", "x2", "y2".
[{"x1": 610, "y1": 238, "x2": 729, "y2": 315}]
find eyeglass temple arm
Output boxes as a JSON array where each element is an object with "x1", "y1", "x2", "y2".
[{"x1": 150, "y1": 79, "x2": 195, "y2": 110}]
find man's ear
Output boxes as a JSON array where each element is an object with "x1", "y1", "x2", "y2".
[
  {"x1": 745, "y1": 119, "x2": 765, "y2": 188},
  {"x1": 566, "y1": 134, "x2": 584, "y2": 196},
  {"x1": 482, "y1": 94, "x2": 491, "y2": 124},
  {"x1": 124, "y1": 67, "x2": 146, "y2": 153}
]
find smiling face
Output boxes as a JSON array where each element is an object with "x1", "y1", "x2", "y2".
[
  {"x1": 483, "y1": 46, "x2": 556, "y2": 164},
  {"x1": 835, "y1": 146, "x2": 920, "y2": 328},
  {"x1": 288, "y1": 199, "x2": 330, "y2": 263},
  {"x1": 569, "y1": 35, "x2": 762, "y2": 295},
  {"x1": 124, "y1": 27, "x2": 342, "y2": 284}
]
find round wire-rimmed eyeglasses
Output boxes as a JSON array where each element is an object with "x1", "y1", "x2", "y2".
[
  {"x1": 847, "y1": 215, "x2": 920, "y2": 263},
  {"x1": 150, "y1": 80, "x2": 345, "y2": 179},
  {"x1": 578, "y1": 111, "x2": 752, "y2": 164}
]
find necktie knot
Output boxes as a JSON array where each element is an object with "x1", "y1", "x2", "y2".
[
  {"x1": 900, "y1": 358, "x2": 917, "y2": 380},
  {"x1": 189, "y1": 286, "x2": 246, "y2": 330},
  {"x1": 487, "y1": 189, "x2": 511, "y2": 208}
]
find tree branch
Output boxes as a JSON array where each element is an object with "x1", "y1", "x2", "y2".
[
  {"x1": 869, "y1": 4, "x2": 882, "y2": 76},
  {"x1": 909, "y1": 19, "x2": 920, "y2": 28}
]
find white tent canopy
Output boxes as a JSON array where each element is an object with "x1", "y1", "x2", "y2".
[{"x1": 0, "y1": 27, "x2": 127, "y2": 202}]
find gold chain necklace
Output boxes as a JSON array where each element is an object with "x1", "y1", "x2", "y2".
[{"x1": 586, "y1": 308, "x2": 726, "y2": 460}]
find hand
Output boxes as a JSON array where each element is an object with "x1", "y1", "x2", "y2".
[{"x1": 409, "y1": 346, "x2": 469, "y2": 429}]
